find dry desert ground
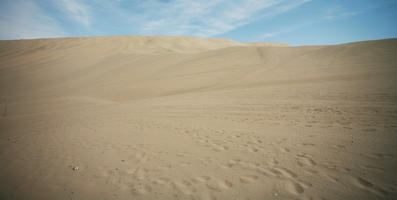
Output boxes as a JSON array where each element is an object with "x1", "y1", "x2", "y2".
[{"x1": 0, "y1": 36, "x2": 396, "y2": 200}]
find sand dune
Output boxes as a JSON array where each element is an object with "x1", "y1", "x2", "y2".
[{"x1": 0, "y1": 36, "x2": 396, "y2": 200}]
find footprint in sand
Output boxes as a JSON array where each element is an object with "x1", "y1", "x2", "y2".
[
  {"x1": 301, "y1": 143, "x2": 315, "y2": 147},
  {"x1": 213, "y1": 145, "x2": 229, "y2": 152},
  {"x1": 255, "y1": 167, "x2": 271, "y2": 177},
  {"x1": 179, "y1": 162, "x2": 191, "y2": 167},
  {"x1": 170, "y1": 181, "x2": 196, "y2": 195},
  {"x1": 276, "y1": 138, "x2": 287, "y2": 144},
  {"x1": 206, "y1": 182, "x2": 223, "y2": 192},
  {"x1": 269, "y1": 168, "x2": 283, "y2": 176},
  {"x1": 240, "y1": 161, "x2": 261, "y2": 170},
  {"x1": 227, "y1": 159, "x2": 240, "y2": 168},
  {"x1": 131, "y1": 182, "x2": 152, "y2": 194},
  {"x1": 281, "y1": 147, "x2": 290, "y2": 153},
  {"x1": 239, "y1": 175, "x2": 259, "y2": 183},
  {"x1": 359, "y1": 164, "x2": 384, "y2": 173},
  {"x1": 220, "y1": 159, "x2": 240, "y2": 169},
  {"x1": 303, "y1": 168, "x2": 318, "y2": 175},
  {"x1": 353, "y1": 177, "x2": 389, "y2": 196},
  {"x1": 367, "y1": 152, "x2": 393, "y2": 160},
  {"x1": 248, "y1": 147, "x2": 259, "y2": 153},
  {"x1": 134, "y1": 168, "x2": 148, "y2": 180},
  {"x1": 198, "y1": 157, "x2": 213, "y2": 165},
  {"x1": 285, "y1": 181, "x2": 304, "y2": 195},
  {"x1": 193, "y1": 176, "x2": 212, "y2": 183},
  {"x1": 129, "y1": 152, "x2": 149, "y2": 163},
  {"x1": 296, "y1": 154, "x2": 316, "y2": 167},
  {"x1": 157, "y1": 164, "x2": 172, "y2": 171},
  {"x1": 218, "y1": 180, "x2": 233, "y2": 189},
  {"x1": 153, "y1": 177, "x2": 170, "y2": 185},
  {"x1": 276, "y1": 167, "x2": 298, "y2": 179},
  {"x1": 356, "y1": 177, "x2": 373, "y2": 187}
]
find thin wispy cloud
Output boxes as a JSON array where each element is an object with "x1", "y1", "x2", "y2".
[
  {"x1": 0, "y1": 0, "x2": 395, "y2": 44},
  {"x1": 258, "y1": 0, "x2": 311, "y2": 18},
  {"x1": 259, "y1": 3, "x2": 361, "y2": 40},
  {"x1": 0, "y1": 0, "x2": 66, "y2": 39},
  {"x1": 0, "y1": 0, "x2": 311, "y2": 39},
  {"x1": 55, "y1": 0, "x2": 92, "y2": 27},
  {"x1": 133, "y1": 0, "x2": 311, "y2": 37},
  {"x1": 323, "y1": 5, "x2": 361, "y2": 20}
]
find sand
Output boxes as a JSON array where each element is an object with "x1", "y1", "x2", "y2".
[{"x1": 0, "y1": 36, "x2": 396, "y2": 200}]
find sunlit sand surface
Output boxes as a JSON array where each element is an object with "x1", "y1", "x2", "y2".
[{"x1": 0, "y1": 36, "x2": 396, "y2": 199}]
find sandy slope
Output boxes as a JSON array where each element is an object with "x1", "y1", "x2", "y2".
[{"x1": 0, "y1": 36, "x2": 396, "y2": 200}]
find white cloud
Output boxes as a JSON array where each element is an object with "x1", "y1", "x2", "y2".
[
  {"x1": 142, "y1": 19, "x2": 167, "y2": 32},
  {"x1": 0, "y1": 0, "x2": 314, "y2": 40},
  {"x1": 323, "y1": 5, "x2": 360, "y2": 20},
  {"x1": 0, "y1": 0, "x2": 66, "y2": 40},
  {"x1": 130, "y1": 0, "x2": 311, "y2": 37},
  {"x1": 55, "y1": 0, "x2": 92, "y2": 27},
  {"x1": 258, "y1": 0, "x2": 311, "y2": 18},
  {"x1": 258, "y1": 3, "x2": 361, "y2": 40},
  {"x1": 260, "y1": 33, "x2": 278, "y2": 39}
]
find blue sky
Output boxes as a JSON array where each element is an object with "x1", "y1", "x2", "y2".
[{"x1": 0, "y1": 0, "x2": 396, "y2": 45}]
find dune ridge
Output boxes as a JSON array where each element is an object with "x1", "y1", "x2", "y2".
[{"x1": 0, "y1": 36, "x2": 396, "y2": 200}]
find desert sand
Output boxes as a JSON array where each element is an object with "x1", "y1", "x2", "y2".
[{"x1": 0, "y1": 36, "x2": 396, "y2": 200}]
